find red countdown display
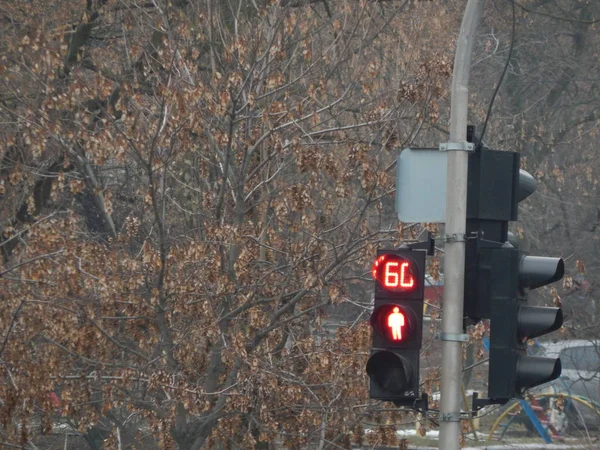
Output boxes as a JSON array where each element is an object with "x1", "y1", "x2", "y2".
[{"x1": 372, "y1": 254, "x2": 418, "y2": 292}]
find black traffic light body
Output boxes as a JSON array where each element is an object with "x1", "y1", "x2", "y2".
[
  {"x1": 486, "y1": 243, "x2": 564, "y2": 401},
  {"x1": 464, "y1": 148, "x2": 519, "y2": 321},
  {"x1": 367, "y1": 248, "x2": 426, "y2": 404},
  {"x1": 464, "y1": 146, "x2": 565, "y2": 404}
]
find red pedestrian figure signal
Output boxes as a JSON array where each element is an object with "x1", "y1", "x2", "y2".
[
  {"x1": 388, "y1": 306, "x2": 406, "y2": 341},
  {"x1": 372, "y1": 255, "x2": 417, "y2": 292}
]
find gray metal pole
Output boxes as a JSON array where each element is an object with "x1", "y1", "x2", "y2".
[{"x1": 439, "y1": 1, "x2": 486, "y2": 449}]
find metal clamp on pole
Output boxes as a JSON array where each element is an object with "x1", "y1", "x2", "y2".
[
  {"x1": 439, "y1": 412, "x2": 462, "y2": 423},
  {"x1": 429, "y1": 410, "x2": 478, "y2": 420},
  {"x1": 436, "y1": 332, "x2": 469, "y2": 343},
  {"x1": 445, "y1": 233, "x2": 467, "y2": 243},
  {"x1": 439, "y1": 141, "x2": 475, "y2": 152}
]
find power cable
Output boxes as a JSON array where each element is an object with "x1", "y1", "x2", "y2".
[{"x1": 476, "y1": 0, "x2": 516, "y2": 151}]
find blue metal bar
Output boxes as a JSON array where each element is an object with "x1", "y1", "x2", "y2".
[{"x1": 519, "y1": 399, "x2": 552, "y2": 443}]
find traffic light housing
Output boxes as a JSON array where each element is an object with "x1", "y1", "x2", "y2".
[
  {"x1": 486, "y1": 243, "x2": 564, "y2": 401},
  {"x1": 366, "y1": 248, "x2": 426, "y2": 404},
  {"x1": 463, "y1": 148, "x2": 519, "y2": 321},
  {"x1": 464, "y1": 145, "x2": 565, "y2": 403}
]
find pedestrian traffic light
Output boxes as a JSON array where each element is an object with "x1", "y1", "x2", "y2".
[
  {"x1": 462, "y1": 144, "x2": 565, "y2": 404},
  {"x1": 366, "y1": 248, "x2": 426, "y2": 404}
]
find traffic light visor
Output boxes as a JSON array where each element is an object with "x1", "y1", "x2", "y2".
[
  {"x1": 519, "y1": 256, "x2": 564, "y2": 291},
  {"x1": 372, "y1": 254, "x2": 418, "y2": 292},
  {"x1": 517, "y1": 355, "x2": 562, "y2": 391},
  {"x1": 517, "y1": 305, "x2": 563, "y2": 340}
]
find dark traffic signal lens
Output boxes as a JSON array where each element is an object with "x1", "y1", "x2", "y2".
[{"x1": 366, "y1": 351, "x2": 413, "y2": 395}]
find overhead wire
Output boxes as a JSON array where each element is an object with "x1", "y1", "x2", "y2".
[{"x1": 476, "y1": 0, "x2": 516, "y2": 150}]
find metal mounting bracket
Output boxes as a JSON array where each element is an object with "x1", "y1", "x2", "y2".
[
  {"x1": 471, "y1": 392, "x2": 510, "y2": 416},
  {"x1": 438, "y1": 412, "x2": 462, "y2": 422},
  {"x1": 444, "y1": 233, "x2": 467, "y2": 243},
  {"x1": 401, "y1": 231, "x2": 435, "y2": 256},
  {"x1": 392, "y1": 392, "x2": 429, "y2": 414},
  {"x1": 435, "y1": 332, "x2": 469, "y2": 343},
  {"x1": 439, "y1": 141, "x2": 475, "y2": 152}
]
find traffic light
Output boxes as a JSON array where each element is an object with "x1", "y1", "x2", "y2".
[
  {"x1": 463, "y1": 145, "x2": 565, "y2": 403},
  {"x1": 366, "y1": 248, "x2": 426, "y2": 404},
  {"x1": 463, "y1": 147, "x2": 520, "y2": 321},
  {"x1": 487, "y1": 242, "x2": 564, "y2": 401}
]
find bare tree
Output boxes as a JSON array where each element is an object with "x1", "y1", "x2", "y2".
[{"x1": 0, "y1": 1, "x2": 454, "y2": 448}]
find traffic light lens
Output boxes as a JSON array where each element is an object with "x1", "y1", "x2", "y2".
[
  {"x1": 366, "y1": 350, "x2": 413, "y2": 394},
  {"x1": 372, "y1": 255, "x2": 417, "y2": 292},
  {"x1": 388, "y1": 307, "x2": 406, "y2": 341},
  {"x1": 371, "y1": 304, "x2": 412, "y2": 343}
]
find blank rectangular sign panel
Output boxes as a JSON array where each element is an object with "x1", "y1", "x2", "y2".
[{"x1": 396, "y1": 148, "x2": 447, "y2": 223}]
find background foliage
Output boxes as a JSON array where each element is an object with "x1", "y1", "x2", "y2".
[{"x1": 0, "y1": 0, "x2": 597, "y2": 449}]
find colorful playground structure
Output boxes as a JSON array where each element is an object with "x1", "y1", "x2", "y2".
[{"x1": 488, "y1": 392, "x2": 600, "y2": 442}]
